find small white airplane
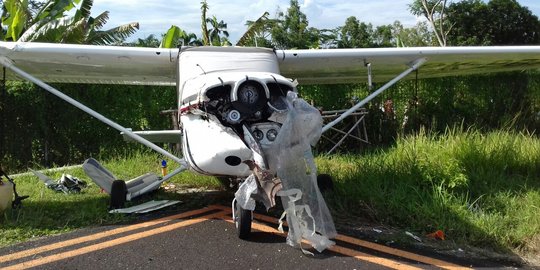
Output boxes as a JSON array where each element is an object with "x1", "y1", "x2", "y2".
[{"x1": 2, "y1": 42, "x2": 540, "y2": 252}]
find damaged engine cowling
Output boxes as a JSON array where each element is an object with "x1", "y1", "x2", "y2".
[{"x1": 179, "y1": 73, "x2": 292, "y2": 178}]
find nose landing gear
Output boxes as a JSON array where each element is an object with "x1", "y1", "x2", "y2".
[{"x1": 232, "y1": 198, "x2": 252, "y2": 239}]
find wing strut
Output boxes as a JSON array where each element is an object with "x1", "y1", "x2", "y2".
[
  {"x1": 0, "y1": 56, "x2": 187, "y2": 167},
  {"x1": 322, "y1": 58, "x2": 427, "y2": 133}
]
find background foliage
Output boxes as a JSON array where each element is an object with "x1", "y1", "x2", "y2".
[{"x1": 2, "y1": 83, "x2": 176, "y2": 170}]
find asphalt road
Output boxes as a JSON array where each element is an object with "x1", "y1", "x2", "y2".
[{"x1": 0, "y1": 205, "x2": 518, "y2": 270}]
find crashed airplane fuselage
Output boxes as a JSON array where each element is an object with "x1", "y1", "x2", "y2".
[{"x1": 176, "y1": 47, "x2": 336, "y2": 251}]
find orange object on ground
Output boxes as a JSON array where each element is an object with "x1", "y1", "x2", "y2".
[{"x1": 426, "y1": 230, "x2": 445, "y2": 240}]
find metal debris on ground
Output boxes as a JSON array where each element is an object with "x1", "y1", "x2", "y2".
[
  {"x1": 109, "y1": 200, "x2": 181, "y2": 214},
  {"x1": 406, "y1": 231, "x2": 423, "y2": 242},
  {"x1": 30, "y1": 169, "x2": 87, "y2": 193}
]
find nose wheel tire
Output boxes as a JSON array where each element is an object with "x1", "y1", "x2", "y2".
[{"x1": 233, "y1": 199, "x2": 252, "y2": 239}]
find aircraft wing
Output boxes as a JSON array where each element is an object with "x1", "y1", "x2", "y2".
[
  {"x1": 276, "y1": 46, "x2": 540, "y2": 84},
  {"x1": 2, "y1": 42, "x2": 540, "y2": 86},
  {"x1": 0, "y1": 42, "x2": 178, "y2": 85}
]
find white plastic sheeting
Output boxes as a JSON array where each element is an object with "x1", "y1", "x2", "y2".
[
  {"x1": 267, "y1": 92, "x2": 336, "y2": 253},
  {"x1": 235, "y1": 174, "x2": 258, "y2": 211},
  {"x1": 233, "y1": 91, "x2": 336, "y2": 253}
]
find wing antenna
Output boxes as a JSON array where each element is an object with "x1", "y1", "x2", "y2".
[{"x1": 196, "y1": 64, "x2": 207, "y2": 75}]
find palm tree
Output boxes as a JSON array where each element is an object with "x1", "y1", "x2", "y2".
[
  {"x1": 134, "y1": 34, "x2": 161, "y2": 48},
  {"x1": 200, "y1": 0, "x2": 210, "y2": 46},
  {"x1": 206, "y1": 15, "x2": 229, "y2": 46}
]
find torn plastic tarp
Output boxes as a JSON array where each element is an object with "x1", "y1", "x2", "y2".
[
  {"x1": 235, "y1": 174, "x2": 258, "y2": 211},
  {"x1": 267, "y1": 92, "x2": 337, "y2": 253}
]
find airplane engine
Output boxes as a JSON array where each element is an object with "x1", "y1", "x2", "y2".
[{"x1": 180, "y1": 73, "x2": 293, "y2": 177}]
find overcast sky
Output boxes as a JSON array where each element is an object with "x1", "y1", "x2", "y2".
[{"x1": 91, "y1": 0, "x2": 540, "y2": 44}]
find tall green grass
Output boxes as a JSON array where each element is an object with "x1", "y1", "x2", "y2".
[{"x1": 317, "y1": 127, "x2": 540, "y2": 254}]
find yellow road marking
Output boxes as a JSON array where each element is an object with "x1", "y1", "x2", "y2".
[
  {"x1": 336, "y1": 235, "x2": 471, "y2": 270},
  {"x1": 0, "y1": 205, "x2": 221, "y2": 264},
  {"x1": 1, "y1": 205, "x2": 472, "y2": 270},
  {"x1": 328, "y1": 245, "x2": 424, "y2": 270},
  {"x1": 0, "y1": 207, "x2": 225, "y2": 269},
  {"x1": 220, "y1": 214, "x2": 423, "y2": 270}
]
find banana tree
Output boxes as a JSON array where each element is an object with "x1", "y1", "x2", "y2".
[
  {"x1": 236, "y1": 12, "x2": 273, "y2": 47},
  {"x1": 2, "y1": 0, "x2": 138, "y2": 45},
  {"x1": 160, "y1": 25, "x2": 201, "y2": 48}
]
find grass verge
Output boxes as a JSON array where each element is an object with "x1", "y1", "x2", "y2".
[{"x1": 318, "y1": 128, "x2": 540, "y2": 261}]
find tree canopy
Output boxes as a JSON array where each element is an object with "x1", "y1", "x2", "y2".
[
  {"x1": 271, "y1": 0, "x2": 319, "y2": 49},
  {"x1": 447, "y1": 0, "x2": 540, "y2": 45}
]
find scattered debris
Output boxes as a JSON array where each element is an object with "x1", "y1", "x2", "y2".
[
  {"x1": 30, "y1": 169, "x2": 87, "y2": 193},
  {"x1": 164, "y1": 183, "x2": 176, "y2": 190},
  {"x1": 426, "y1": 230, "x2": 446, "y2": 240},
  {"x1": 109, "y1": 200, "x2": 181, "y2": 214},
  {"x1": 406, "y1": 231, "x2": 422, "y2": 242}
]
